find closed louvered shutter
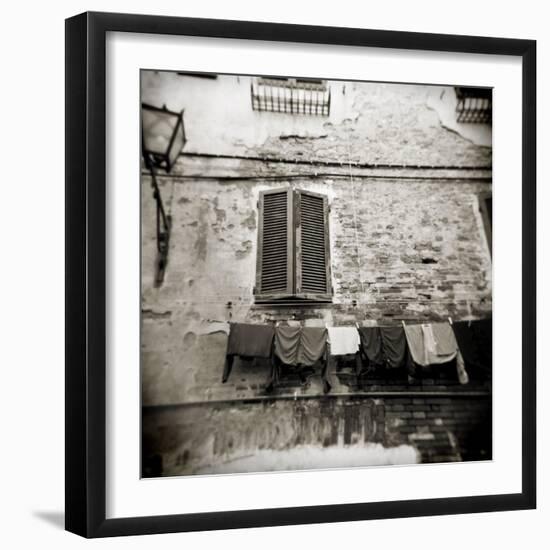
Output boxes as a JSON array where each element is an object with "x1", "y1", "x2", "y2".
[
  {"x1": 295, "y1": 190, "x2": 332, "y2": 299},
  {"x1": 255, "y1": 189, "x2": 293, "y2": 298},
  {"x1": 255, "y1": 188, "x2": 332, "y2": 302}
]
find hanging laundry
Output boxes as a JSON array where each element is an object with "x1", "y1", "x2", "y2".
[
  {"x1": 222, "y1": 323, "x2": 275, "y2": 382},
  {"x1": 428, "y1": 323, "x2": 468, "y2": 383},
  {"x1": 301, "y1": 327, "x2": 331, "y2": 394},
  {"x1": 452, "y1": 319, "x2": 492, "y2": 372},
  {"x1": 299, "y1": 327, "x2": 329, "y2": 366},
  {"x1": 358, "y1": 326, "x2": 384, "y2": 365},
  {"x1": 404, "y1": 323, "x2": 457, "y2": 366},
  {"x1": 226, "y1": 322, "x2": 274, "y2": 357},
  {"x1": 404, "y1": 322, "x2": 468, "y2": 384},
  {"x1": 327, "y1": 326, "x2": 360, "y2": 356},
  {"x1": 274, "y1": 325, "x2": 327, "y2": 367},
  {"x1": 272, "y1": 325, "x2": 330, "y2": 393},
  {"x1": 431, "y1": 323, "x2": 458, "y2": 356},
  {"x1": 456, "y1": 350, "x2": 469, "y2": 385},
  {"x1": 403, "y1": 324, "x2": 426, "y2": 366},
  {"x1": 451, "y1": 321, "x2": 479, "y2": 365},
  {"x1": 274, "y1": 325, "x2": 302, "y2": 366},
  {"x1": 379, "y1": 326, "x2": 408, "y2": 368},
  {"x1": 303, "y1": 318, "x2": 326, "y2": 328},
  {"x1": 423, "y1": 323, "x2": 458, "y2": 364},
  {"x1": 472, "y1": 318, "x2": 492, "y2": 370}
]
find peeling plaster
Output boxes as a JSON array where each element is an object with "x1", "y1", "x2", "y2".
[
  {"x1": 240, "y1": 211, "x2": 256, "y2": 230},
  {"x1": 142, "y1": 309, "x2": 172, "y2": 320},
  {"x1": 235, "y1": 240, "x2": 253, "y2": 259}
]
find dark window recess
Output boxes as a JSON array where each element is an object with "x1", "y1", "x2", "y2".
[
  {"x1": 255, "y1": 189, "x2": 332, "y2": 303},
  {"x1": 176, "y1": 72, "x2": 218, "y2": 79},
  {"x1": 455, "y1": 87, "x2": 492, "y2": 123},
  {"x1": 479, "y1": 192, "x2": 492, "y2": 256},
  {"x1": 251, "y1": 78, "x2": 330, "y2": 116}
]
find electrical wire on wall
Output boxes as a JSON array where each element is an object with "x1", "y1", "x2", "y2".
[{"x1": 346, "y1": 140, "x2": 368, "y2": 298}]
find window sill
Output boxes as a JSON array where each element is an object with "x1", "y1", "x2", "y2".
[{"x1": 253, "y1": 295, "x2": 333, "y2": 307}]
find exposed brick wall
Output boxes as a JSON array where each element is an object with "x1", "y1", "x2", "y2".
[
  {"x1": 384, "y1": 396, "x2": 491, "y2": 463},
  {"x1": 141, "y1": 163, "x2": 491, "y2": 406}
]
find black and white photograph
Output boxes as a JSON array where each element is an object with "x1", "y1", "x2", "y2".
[
  {"x1": 1, "y1": 0, "x2": 543, "y2": 545},
  {"x1": 141, "y1": 71, "x2": 493, "y2": 478}
]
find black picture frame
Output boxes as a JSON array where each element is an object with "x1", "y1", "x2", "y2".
[{"x1": 65, "y1": 11, "x2": 536, "y2": 538}]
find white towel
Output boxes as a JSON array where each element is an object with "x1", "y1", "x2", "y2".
[{"x1": 327, "y1": 327, "x2": 360, "y2": 356}]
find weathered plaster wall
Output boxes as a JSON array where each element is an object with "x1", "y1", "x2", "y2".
[{"x1": 141, "y1": 73, "x2": 491, "y2": 166}]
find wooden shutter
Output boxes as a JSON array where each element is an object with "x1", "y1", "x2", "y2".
[
  {"x1": 255, "y1": 189, "x2": 293, "y2": 299},
  {"x1": 479, "y1": 191, "x2": 492, "y2": 257},
  {"x1": 295, "y1": 190, "x2": 332, "y2": 300}
]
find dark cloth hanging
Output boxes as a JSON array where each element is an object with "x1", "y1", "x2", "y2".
[
  {"x1": 451, "y1": 321, "x2": 479, "y2": 365},
  {"x1": 306, "y1": 327, "x2": 331, "y2": 394},
  {"x1": 273, "y1": 326, "x2": 330, "y2": 392},
  {"x1": 472, "y1": 319, "x2": 492, "y2": 369},
  {"x1": 380, "y1": 326, "x2": 408, "y2": 368},
  {"x1": 274, "y1": 326, "x2": 327, "y2": 367},
  {"x1": 358, "y1": 327, "x2": 384, "y2": 365},
  {"x1": 452, "y1": 319, "x2": 492, "y2": 372},
  {"x1": 274, "y1": 325, "x2": 302, "y2": 366},
  {"x1": 226, "y1": 322, "x2": 275, "y2": 358},
  {"x1": 299, "y1": 327, "x2": 329, "y2": 366},
  {"x1": 222, "y1": 323, "x2": 275, "y2": 382}
]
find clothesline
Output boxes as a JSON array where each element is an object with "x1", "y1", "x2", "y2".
[
  {"x1": 221, "y1": 318, "x2": 492, "y2": 393},
  {"x1": 209, "y1": 317, "x2": 490, "y2": 329}
]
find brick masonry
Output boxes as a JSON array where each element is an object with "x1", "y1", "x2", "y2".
[{"x1": 141, "y1": 169, "x2": 491, "y2": 405}]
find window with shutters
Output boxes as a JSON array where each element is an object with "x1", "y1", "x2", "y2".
[
  {"x1": 478, "y1": 191, "x2": 492, "y2": 257},
  {"x1": 255, "y1": 188, "x2": 332, "y2": 303},
  {"x1": 251, "y1": 78, "x2": 331, "y2": 116}
]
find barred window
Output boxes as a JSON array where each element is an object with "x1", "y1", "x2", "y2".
[
  {"x1": 251, "y1": 78, "x2": 331, "y2": 116},
  {"x1": 455, "y1": 87, "x2": 492, "y2": 123},
  {"x1": 255, "y1": 189, "x2": 332, "y2": 303}
]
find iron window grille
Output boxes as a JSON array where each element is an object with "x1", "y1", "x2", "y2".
[
  {"x1": 251, "y1": 78, "x2": 331, "y2": 116},
  {"x1": 255, "y1": 188, "x2": 333, "y2": 303},
  {"x1": 455, "y1": 86, "x2": 492, "y2": 123}
]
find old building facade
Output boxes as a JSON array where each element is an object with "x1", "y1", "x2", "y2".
[{"x1": 141, "y1": 72, "x2": 492, "y2": 476}]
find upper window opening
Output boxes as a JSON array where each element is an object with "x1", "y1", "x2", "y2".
[
  {"x1": 454, "y1": 87, "x2": 492, "y2": 123},
  {"x1": 251, "y1": 78, "x2": 331, "y2": 116}
]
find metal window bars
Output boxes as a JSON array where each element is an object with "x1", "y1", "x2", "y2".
[
  {"x1": 455, "y1": 87, "x2": 492, "y2": 123},
  {"x1": 251, "y1": 77, "x2": 331, "y2": 116}
]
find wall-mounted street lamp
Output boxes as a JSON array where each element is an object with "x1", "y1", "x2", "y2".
[{"x1": 141, "y1": 103, "x2": 186, "y2": 286}]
